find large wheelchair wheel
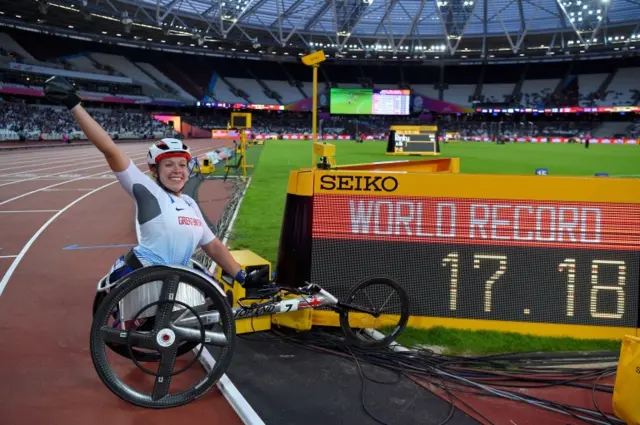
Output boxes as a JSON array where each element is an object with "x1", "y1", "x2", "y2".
[
  {"x1": 92, "y1": 259, "x2": 217, "y2": 363},
  {"x1": 338, "y1": 276, "x2": 410, "y2": 349},
  {"x1": 90, "y1": 265, "x2": 236, "y2": 408}
]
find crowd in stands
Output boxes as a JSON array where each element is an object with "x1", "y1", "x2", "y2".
[
  {"x1": 1, "y1": 98, "x2": 638, "y2": 142},
  {"x1": 182, "y1": 111, "x2": 633, "y2": 140},
  {"x1": 181, "y1": 112, "x2": 424, "y2": 139},
  {"x1": 183, "y1": 114, "x2": 229, "y2": 130},
  {"x1": 0, "y1": 101, "x2": 175, "y2": 141},
  {"x1": 441, "y1": 120, "x2": 598, "y2": 139}
]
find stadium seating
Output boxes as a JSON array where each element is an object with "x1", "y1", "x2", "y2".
[
  {"x1": 211, "y1": 78, "x2": 247, "y2": 104},
  {"x1": 1, "y1": 26, "x2": 639, "y2": 142},
  {"x1": 136, "y1": 62, "x2": 198, "y2": 103},
  {"x1": 604, "y1": 67, "x2": 639, "y2": 106},
  {"x1": 3, "y1": 28, "x2": 640, "y2": 110},
  {"x1": 443, "y1": 85, "x2": 476, "y2": 106},
  {"x1": 64, "y1": 54, "x2": 111, "y2": 76},
  {"x1": 577, "y1": 73, "x2": 608, "y2": 106},
  {"x1": 519, "y1": 79, "x2": 559, "y2": 108},
  {"x1": 482, "y1": 84, "x2": 516, "y2": 104}
]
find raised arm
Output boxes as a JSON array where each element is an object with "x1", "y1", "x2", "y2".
[{"x1": 43, "y1": 76, "x2": 130, "y2": 172}]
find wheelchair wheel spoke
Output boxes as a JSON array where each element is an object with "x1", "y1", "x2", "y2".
[
  {"x1": 172, "y1": 301, "x2": 212, "y2": 324},
  {"x1": 151, "y1": 345, "x2": 179, "y2": 401},
  {"x1": 173, "y1": 326, "x2": 228, "y2": 347},
  {"x1": 100, "y1": 326, "x2": 156, "y2": 349},
  {"x1": 339, "y1": 277, "x2": 410, "y2": 349},
  {"x1": 153, "y1": 274, "x2": 181, "y2": 331}
]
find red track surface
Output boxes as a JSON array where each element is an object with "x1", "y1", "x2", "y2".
[
  {"x1": 0, "y1": 140, "x2": 244, "y2": 425},
  {"x1": 422, "y1": 374, "x2": 617, "y2": 425}
]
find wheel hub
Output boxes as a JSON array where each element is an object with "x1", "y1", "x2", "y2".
[{"x1": 156, "y1": 328, "x2": 176, "y2": 347}]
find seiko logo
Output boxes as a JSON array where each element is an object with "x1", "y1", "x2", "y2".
[{"x1": 319, "y1": 175, "x2": 399, "y2": 192}]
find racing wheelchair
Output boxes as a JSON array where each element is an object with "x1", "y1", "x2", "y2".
[{"x1": 90, "y1": 261, "x2": 410, "y2": 409}]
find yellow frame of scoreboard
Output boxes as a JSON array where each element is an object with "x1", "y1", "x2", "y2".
[
  {"x1": 270, "y1": 156, "x2": 640, "y2": 341},
  {"x1": 387, "y1": 124, "x2": 440, "y2": 156},
  {"x1": 230, "y1": 112, "x2": 251, "y2": 129},
  {"x1": 227, "y1": 112, "x2": 253, "y2": 177}
]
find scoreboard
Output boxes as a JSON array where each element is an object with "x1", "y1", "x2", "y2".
[
  {"x1": 372, "y1": 90, "x2": 410, "y2": 115},
  {"x1": 299, "y1": 170, "x2": 640, "y2": 339},
  {"x1": 387, "y1": 125, "x2": 440, "y2": 156}
]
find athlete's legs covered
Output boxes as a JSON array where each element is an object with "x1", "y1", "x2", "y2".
[
  {"x1": 101, "y1": 254, "x2": 148, "y2": 331},
  {"x1": 96, "y1": 250, "x2": 209, "y2": 331},
  {"x1": 106, "y1": 255, "x2": 134, "y2": 284}
]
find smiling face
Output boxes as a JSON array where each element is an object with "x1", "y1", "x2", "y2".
[{"x1": 154, "y1": 156, "x2": 189, "y2": 193}]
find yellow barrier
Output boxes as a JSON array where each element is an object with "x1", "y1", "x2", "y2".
[
  {"x1": 333, "y1": 157, "x2": 459, "y2": 173},
  {"x1": 215, "y1": 250, "x2": 272, "y2": 334},
  {"x1": 613, "y1": 334, "x2": 640, "y2": 423},
  {"x1": 273, "y1": 158, "x2": 640, "y2": 340}
]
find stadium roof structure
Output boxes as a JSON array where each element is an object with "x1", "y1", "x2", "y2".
[{"x1": 3, "y1": 0, "x2": 640, "y2": 62}]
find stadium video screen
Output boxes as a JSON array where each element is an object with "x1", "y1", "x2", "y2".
[{"x1": 329, "y1": 88, "x2": 410, "y2": 116}]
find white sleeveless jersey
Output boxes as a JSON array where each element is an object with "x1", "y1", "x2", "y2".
[{"x1": 114, "y1": 159, "x2": 216, "y2": 266}]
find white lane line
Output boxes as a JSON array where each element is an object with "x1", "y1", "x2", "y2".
[
  {"x1": 0, "y1": 145, "x2": 97, "y2": 160},
  {"x1": 194, "y1": 177, "x2": 264, "y2": 425},
  {"x1": 0, "y1": 145, "x2": 142, "y2": 168},
  {"x1": 0, "y1": 153, "x2": 99, "y2": 172},
  {"x1": 0, "y1": 144, "x2": 149, "y2": 171},
  {"x1": 0, "y1": 180, "x2": 121, "y2": 296},
  {"x1": 0, "y1": 164, "x2": 143, "y2": 205},
  {"x1": 0, "y1": 145, "x2": 213, "y2": 296},
  {"x1": 0, "y1": 146, "x2": 111, "y2": 167},
  {"x1": 0, "y1": 139, "x2": 209, "y2": 182},
  {"x1": 0, "y1": 141, "x2": 219, "y2": 204},
  {"x1": 0, "y1": 255, "x2": 18, "y2": 259},
  {"x1": 0, "y1": 140, "x2": 149, "y2": 160},
  {"x1": 0, "y1": 146, "x2": 143, "y2": 174},
  {"x1": 0, "y1": 158, "x2": 115, "y2": 180},
  {"x1": 0, "y1": 178, "x2": 107, "y2": 183},
  {"x1": 0, "y1": 150, "x2": 149, "y2": 188},
  {"x1": 43, "y1": 189, "x2": 93, "y2": 192},
  {"x1": 0, "y1": 210, "x2": 59, "y2": 213}
]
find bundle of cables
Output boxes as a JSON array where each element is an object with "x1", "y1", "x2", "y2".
[{"x1": 239, "y1": 327, "x2": 622, "y2": 425}]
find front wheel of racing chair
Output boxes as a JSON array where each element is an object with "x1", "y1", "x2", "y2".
[
  {"x1": 90, "y1": 263, "x2": 236, "y2": 408},
  {"x1": 92, "y1": 258, "x2": 221, "y2": 363}
]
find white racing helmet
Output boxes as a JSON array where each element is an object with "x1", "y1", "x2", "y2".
[{"x1": 147, "y1": 138, "x2": 191, "y2": 168}]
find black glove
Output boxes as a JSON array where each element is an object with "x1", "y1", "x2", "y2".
[
  {"x1": 235, "y1": 266, "x2": 270, "y2": 287},
  {"x1": 44, "y1": 76, "x2": 81, "y2": 110}
]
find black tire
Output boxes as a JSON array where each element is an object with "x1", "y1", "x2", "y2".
[
  {"x1": 92, "y1": 260, "x2": 218, "y2": 363},
  {"x1": 90, "y1": 265, "x2": 236, "y2": 408},
  {"x1": 338, "y1": 276, "x2": 410, "y2": 349}
]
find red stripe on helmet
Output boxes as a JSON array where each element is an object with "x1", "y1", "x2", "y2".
[{"x1": 154, "y1": 152, "x2": 191, "y2": 164}]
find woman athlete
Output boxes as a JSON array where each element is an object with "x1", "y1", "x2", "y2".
[{"x1": 43, "y1": 76, "x2": 267, "y2": 318}]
